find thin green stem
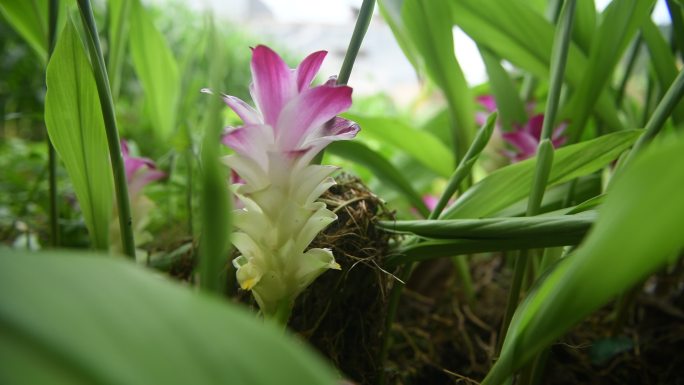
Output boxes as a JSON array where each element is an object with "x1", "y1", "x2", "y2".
[
  {"x1": 432, "y1": 113, "x2": 496, "y2": 219},
  {"x1": 47, "y1": 0, "x2": 59, "y2": 247},
  {"x1": 337, "y1": 0, "x2": 375, "y2": 85},
  {"x1": 198, "y1": 19, "x2": 232, "y2": 295},
  {"x1": 497, "y1": 250, "x2": 527, "y2": 353},
  {"x1": 498, "y1": 0, "x2": 575, "y2": 369},
  {"x1": 76, "y1": 0, "x2": 136, "y2": 258}
]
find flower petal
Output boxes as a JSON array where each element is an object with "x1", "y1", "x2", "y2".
[
  {"x1": 222, "y1": 95, "x2": 260, "y2": 125},
  {"x1": 502, "y1": 130, "x2": 539, "y2": 159},
  {"x1": 526, "y1": 114, "x2": 544, "y2": 138},
  {"x1": 276, "y1": 85, "x2": 353, "y2": 150},
  {"x1": 294, "y1": 50, "x2": 327, "y2": 92},
  {"x1": 250, "y1": 45, "x2": 295, "y2": 126},
  {"x1": 477, "y1": 95, "x2": 497, "y2": 112},
  {"x1": 221, "y1": 124, "x2": 275, "y2": 169},
  {"x1": 297, "y1": 117, "x2": 360, "y2": 164}
]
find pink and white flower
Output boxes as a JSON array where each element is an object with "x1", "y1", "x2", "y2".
[
  {"x1": 110, "y1": 140, "x2": 165, "y2": 258},
  {"x1": 219, "y1": 45, "x2": 359, "y2": 319},
  {"x1": 476, "y1": 95, "x2": 567, "y2": 162}
]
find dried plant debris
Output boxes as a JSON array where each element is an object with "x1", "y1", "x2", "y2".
[{"x1": 289, "y1": 173, "x2": 397, "y2": 385}]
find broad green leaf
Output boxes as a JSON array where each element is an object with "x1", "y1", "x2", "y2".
[
  {"x1": 642, "y1": 18, "x2": 684, "y2": 125},
  {"x1": 479, "y1": 47, "x2": 528, "y2": 130},
  {"x1": 565, "y1": 0, "x2": 655, "y2": 139},
  {"x1": 345, "y1": 113, "x2": 454, "y2": 178},
  {"x1": 376, "y1": 0, "x2": 422, "y2": 73},
  {"x1": 483, "y1": 135, "x2": 684, "y2": 385},
  {"x1": 107, "y1": 0, "x2": 132, "y2": 101},
  {"x1": 403, "y1": 0, "x2": 474, "y2": 160},
  {"x1": 450, "y1": 0, "x2": 623, "y2": 131},
  {"x1": 494, "y1": 175, "x2": 602, "y2": 217},
  {"x1": 0, "y1": 251, "x2": 338, "y2": 385},
  {"x1": 327, "y1": 140, "x2": 429, "y2": 216},
  {"x1": 45, "y1": 18, "x2": 113, "y2": 249},
  {"x1": 0, "y1": 0, "x2": 48, "y2": 63},
  {"x1": 380, "y1": 212, "x2": 594, "y2": 239},
  {"x1": 129, "y1": 0, "x2": 179, "y2": 138},
  {"x1": 442, "y1": 130, "x2": 641, "y2": 219}
]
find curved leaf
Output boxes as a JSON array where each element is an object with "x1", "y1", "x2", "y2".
[
  {"x1": 0, "y1": 251, "x2": 338, "y2": 385},
  {"x1": 442, "y1": 130, "x2": 641, "y2": 219},
  {"x1": 483, "y1": 135, "x2": 684, "y2": 385},
  {"x1": 45, "y1": 18, "x2": 113, "y2": 249}
]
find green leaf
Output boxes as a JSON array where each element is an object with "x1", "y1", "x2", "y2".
[
  {"x1": 483, "y1": 135, "x2": 684, "y2": 385},
  {"x1": 380, "y1": 212, "x2": 594, "y2": 239},
  {"x1": 128, "y1": 0, "x2": 179, "y2": 138},
  {"x1": 450, "y1": 0, "x2": 623, "y2": 131},
  {"x1": 376, "y1": 0, "x2": 422, "y2": 73},
  {"x1": 0, "y1": 0, "x2": 48, "y2": 63},
  {"x1": 565, "y1": 0, "x2": 655, "y2": 139},
  {"x1": 387, "y1": 232, "x2": 586, "y2": 267},
  {"x1": 403, "y1": 0, "x2": 474, "y2": 160},
  {"x1": 107, "y1": 0, "x2": 132, "y2": 101},
  {"x1": 641, "y1": 18, "x2": 684, "y2": 125},
  {"x1": 572, "y1": 0, "x2": 596, "y2": 53},
  {"x1": 442, "y1": 130, "x2": 642, "y2": 219},
  {"x1": 478, "y1": 48, "x2": 528, "y2": 130},
  {"x1": 327, "y1": 140, "x2": 429, "y2": 216},
  {"x1": 345, "y1": 113, "x2": 454, "y2": 178},
  {"x1": 45, "y1": 18, "x2": 113, "y2": 249},
  {"x1": 0, "y1": 251, "x2": 338, "y2": 385}
]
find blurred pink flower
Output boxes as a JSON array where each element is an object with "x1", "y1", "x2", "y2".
[
  {"x1": 121, "y1": 140, "x2": 165, "y2": 195},
  {"x1": 476, "y1": 95, "x2": 567, "y2": 162}
]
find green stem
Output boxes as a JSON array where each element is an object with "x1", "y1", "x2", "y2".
[
  {"x1": 47, "y1": 0, "x2": 59, "y2": 247},
  {"x1": 76, "y1": 0, "x2": 136, "y2": 258},
  {"x1": 337, "y1": 0, "x2": 375, "y2": 85},
  {"x1": 432, "y1": 113, "x2": 496, "y2": 219},
  {"x1": 497, "y1": 250, "x2": 527, "y2": 353},
  {"x1": 267, "y1": 298, "x2": 295, "y2": 328},
  {"x1": 498, "y1": 0, "x2": 575, "y2": 367}
]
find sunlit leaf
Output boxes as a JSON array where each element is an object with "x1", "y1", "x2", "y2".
[
  {"x1": 45, "y1": 18, "x2": 113, "y2": 249},
  {"x1": 564, "y1": 0, "x2": 655, "y2": 139},
  {"x1": 403, "y1": 0, "x2": 474, "y2": 160},
  {"x1": 346, "y1": 113, "x2": 455, "y2": 178},
  {"x1": 450, "y1": 0, "x2": 623, "y2": 131},
  {"x1": 0, "y1": 250, "x2": 338, "y2": 385},
  {"x1": 442, "y1": 130, "x2": 641, "y2": 219},
  {"x1": 129, "y1": 0, "x2": 179, "y2": 138},
  {"x1": 642, "y1": 17, "x2": 684, "y2": 125},
  {"x1": 0, "y1": 0, "x2": 48, "y2": 63},
  {"x1": 483, "y1": 135, "x2": 684, "y2": 385},
  {"x1": 107, "y1": 0, "x2": 132, "y2": 101}
]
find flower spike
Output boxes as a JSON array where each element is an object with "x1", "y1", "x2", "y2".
[{"x1": 218, "y1": 45, "x2": 359, "y2": 321}]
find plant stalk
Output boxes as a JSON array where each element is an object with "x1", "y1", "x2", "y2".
[
  {"x1": 47, "y1": 0, "x2": 59, "y2": 247},
  {"x1": 76, "y1": 0, "x2": 136, "y2": 258},
  {"x1": 337, "y1": 0, "x2": 375, "y2": 85}
]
